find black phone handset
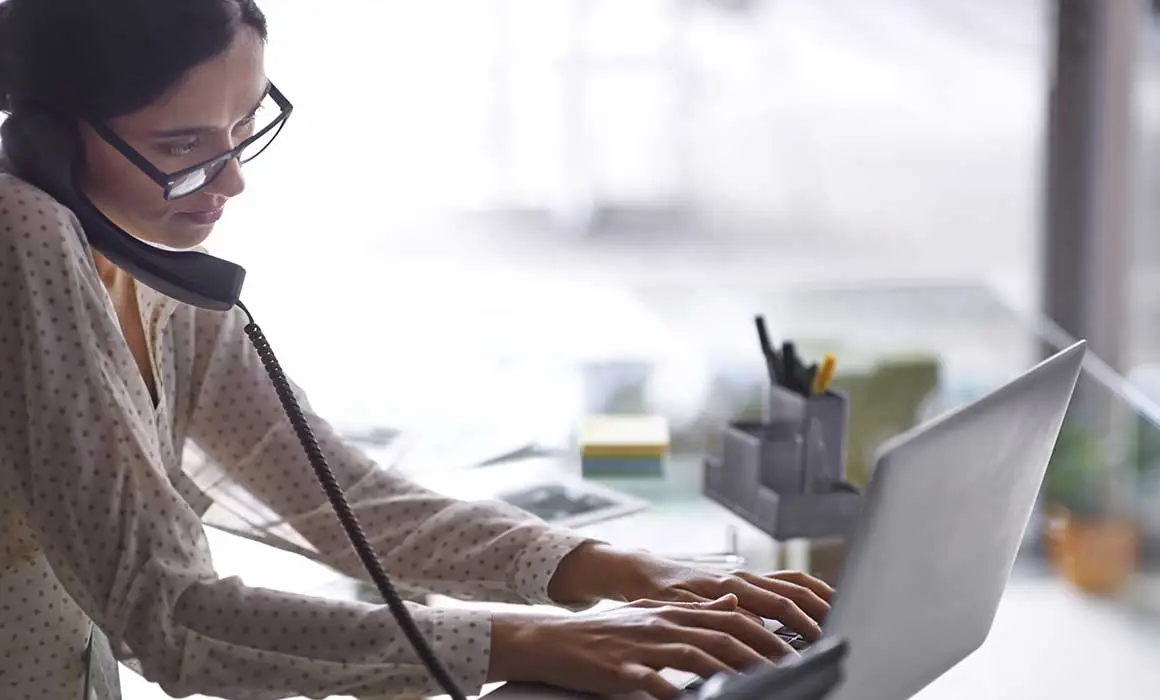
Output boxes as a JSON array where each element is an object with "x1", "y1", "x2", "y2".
[
  {"x1": 0, "y1": 112, "x2": 470, "y2": 700},
  {"x1": 1, "y1": 114, "x2": 246, "y2": 311}
]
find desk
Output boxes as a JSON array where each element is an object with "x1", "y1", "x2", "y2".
[
  {"x1": 120, "y1": 454, "x2": 1160, "y2": 700},
  {"x1": 425, "y1": 457, "x2": 1160, "y2": 700},
  {"x1": 121, "y1": 282, "x2": 1160, "y2": 698}
]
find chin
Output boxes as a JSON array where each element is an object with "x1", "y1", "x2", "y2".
[{"x1": 159, "y1": 219, "x2": 217, "y2": 250}]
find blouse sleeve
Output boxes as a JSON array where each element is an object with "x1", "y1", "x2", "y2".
[
  {"x1": 0, "y1": 176, "x2": 504, "y2": 699},
  {"x1": 184, "y1": 299, "x2": 597, "y2": 607}
]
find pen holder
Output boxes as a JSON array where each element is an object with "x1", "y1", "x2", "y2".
[
  {"x1": 763, "y1": 385, "x2": 849, "y2": 492},
  {"x1": 702, "y1": 386, "x2": 862, "y2": 541}
]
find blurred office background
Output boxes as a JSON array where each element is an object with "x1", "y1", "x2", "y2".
[
  {"x1": 37, "y1": 0, "x2": 1160, "y2": 697},
  {"x1": 219, "y1": 0, "x2": 1160, "y2": 540},
  {"x1": 216, "y1": 2, "x2": 1160, "y2": 565},
  {"x1": 223, "y1": 0, "x2": 1055, "y2": 432}
]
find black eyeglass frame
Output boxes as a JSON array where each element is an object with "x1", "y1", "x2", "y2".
[{"x1": 87, "y1": 82, "x2": 293, "y2": 200}]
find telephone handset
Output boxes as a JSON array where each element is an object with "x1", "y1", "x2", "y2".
[
  {"x1": 0, "y1": 113, "x2": 246, "y2": 311},
  {"x1": 0, "y1": 112, "x2": 470, "y2": 700}
]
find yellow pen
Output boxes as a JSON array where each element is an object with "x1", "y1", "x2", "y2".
[{"x1": 811, "y1": 353, "x2": 838, "y2": 395}]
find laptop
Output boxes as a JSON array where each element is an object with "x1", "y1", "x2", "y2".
[{"x1": 486, "y1": 341, "x2": 1085, "y2": 700}]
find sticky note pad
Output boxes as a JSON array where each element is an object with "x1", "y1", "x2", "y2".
[{"x1": 579, "y1": 414, "x2": 669, "y2": 477}]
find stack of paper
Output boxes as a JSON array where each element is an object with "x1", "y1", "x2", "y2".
[{"x1": 579, "y1": 414, "x2": 669, "y2": 477}]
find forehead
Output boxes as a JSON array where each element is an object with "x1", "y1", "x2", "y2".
[{"x1": 115, "y1": 27, "x2": 267, "y2": 132}]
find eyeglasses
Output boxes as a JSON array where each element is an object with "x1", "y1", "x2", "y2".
[{"x1": 89, "y1": 82, "x2": 293, "y2": 200}]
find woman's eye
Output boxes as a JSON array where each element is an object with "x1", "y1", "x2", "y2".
[
  {"x1": 235, "y1": 114, "x2": 258, "y2": 136},
  {"x1": 161, "y1": 140, "x2": 198, "y2": 158}
]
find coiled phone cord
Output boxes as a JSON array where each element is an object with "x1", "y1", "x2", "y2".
[{"x1": 237, "y1": 302, "x2": 468, "y2": 700}]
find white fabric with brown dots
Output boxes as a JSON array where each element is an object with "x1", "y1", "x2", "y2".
[{"x1": 0, "y1": 169, "x2": 599, "y2": 699}]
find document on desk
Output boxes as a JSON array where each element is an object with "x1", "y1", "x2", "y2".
[
  {"x1": 338, "y1": 422, "x2": 542, "y2": 477},
  {"x1": 414, "y1": 457, "x2": 651, "y2": 529}
]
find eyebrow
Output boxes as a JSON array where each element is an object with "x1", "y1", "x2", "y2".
[{"x1": 147, "y1": 85, "x2": 272, "y2": 139}]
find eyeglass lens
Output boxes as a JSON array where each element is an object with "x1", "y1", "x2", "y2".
[{"x1": 167, "y1": 92, "x2": 288, "y2": 199}]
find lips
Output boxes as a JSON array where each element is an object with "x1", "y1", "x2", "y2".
[{"x1": 179, "y1": 206, "x2": 225, "y2": 225}]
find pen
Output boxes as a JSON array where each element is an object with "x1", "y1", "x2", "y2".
[
  {"x1": 781, "y1": 342, "x2": 801, "y2": 393},
  {"x1": 811, "y1": 353, "x2": 838, "y2": 395},
  {"x1": 754, "y1": 315, "x2": 782, "y2": 386}
]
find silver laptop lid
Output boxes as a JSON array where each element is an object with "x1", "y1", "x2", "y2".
[{"x1": 824, "y1": 341, "x2": 1085, "y2": 700}]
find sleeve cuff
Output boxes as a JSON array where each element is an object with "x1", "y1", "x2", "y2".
[
  {"x1": 424, "y1": 607, "x2": 494, "y2": 695},
  {"x1": 510, "y1": 530, "x2": 605, "y2": 610}
]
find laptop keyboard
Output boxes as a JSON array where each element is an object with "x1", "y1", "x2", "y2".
[{"x1": 775, "y1": 628, "x2": 812, "y2": 651}]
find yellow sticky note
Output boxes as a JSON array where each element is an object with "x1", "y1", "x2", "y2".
[{"x1": 579, "y1": 414, "x2": 669, "y2": 458}]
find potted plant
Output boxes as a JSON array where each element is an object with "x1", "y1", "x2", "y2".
[{"x1": 1043, "y1": 420, "x2": 1140, "y2": 597}]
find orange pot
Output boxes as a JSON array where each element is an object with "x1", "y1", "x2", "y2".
[{"x1": 1046, "y1": 510, "x2": 1140, "y2": 597}]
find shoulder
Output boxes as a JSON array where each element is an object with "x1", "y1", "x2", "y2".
[
  {"x1": 0, "y1": 172, "x2": 107, "y2": 324},
  {"x1": 0, "y1": 171, "x2": 89, "y2": 259}
]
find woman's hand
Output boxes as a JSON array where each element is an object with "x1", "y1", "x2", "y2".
[
  {"x1": 489, "y1": 595, "x2": 795, "y2": 699},
  {"x1": 549, "y1": 544, "x2": 834, "y2": 641},
  {"x1": 616, "y1": 554, "x2": 834, "y2": 641}
]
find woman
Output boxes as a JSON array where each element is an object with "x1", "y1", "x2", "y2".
[{"x1": 0, "y1": 1, "x2": 833, "y2": 698}]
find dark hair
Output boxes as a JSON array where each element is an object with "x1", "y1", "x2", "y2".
[
  {"x1": 0, "y1": 2, "x2": 11, "y2": 112},
  {"x1": 0, "y1": 0, "x2": 267, "y2": 120}
]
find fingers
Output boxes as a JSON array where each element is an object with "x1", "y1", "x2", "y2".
[
  {"x1": 717, "y1": 576, "x2": 823, "y2": 641},
  {"x1": 664, "y1": 607, "x2": 795, "y2": 660},
  {"x1": 547, "y1": 599, "x2": 791, "y2": 699},
  {"x1": 733, "y1": 573, "x2": 829, "y2": 633},
  {"x1": 700, "y1": 594, "x2": 740, "y2": 611},
  {"x1": 646, "y1": 641, "x2": 744, "y2": 678},
  {"x1": 618, "y1": 663, "x2": 684, "y2": 700},
  {"x1": 698, "y1": 591, "x2": 763, "y2": 625},
  {"x1": 685, "y1": 592, "x2": 737, "y2": 609},
  {"x1": 766, "y1": 570, "x2": 835, "y2": 602},
  {"x1": 630, "y1": 593, "x2": 738, "y2": 610}
]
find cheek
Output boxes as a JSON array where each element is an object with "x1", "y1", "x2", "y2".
[{"x1": 80, "y1": 134, "x2": 176, "y2": 229}]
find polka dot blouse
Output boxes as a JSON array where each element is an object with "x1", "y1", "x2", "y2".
[{"x1": 0, "y1": 170, "x2": 597, "y2": 699}]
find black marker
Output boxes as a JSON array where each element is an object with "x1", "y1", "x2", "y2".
[
  {"x1": 754, "y1": 315, "x2": 782, "y2": 386},
  {"x1": 782, "y1": 341, "x2": 801, "y2": 393}
]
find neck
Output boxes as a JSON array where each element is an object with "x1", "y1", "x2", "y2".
[{"x1": 93, "y1": 251, "x2": 132, "y2": 298}]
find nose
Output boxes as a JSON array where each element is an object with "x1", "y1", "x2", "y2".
[{"x1": 210, "y1": 157, "x2": 246, "y2": 199}]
